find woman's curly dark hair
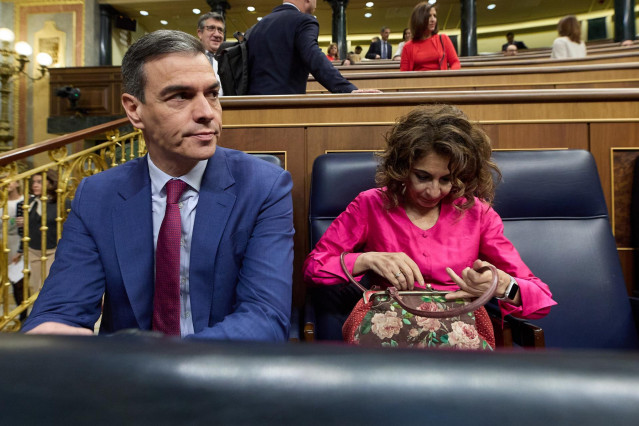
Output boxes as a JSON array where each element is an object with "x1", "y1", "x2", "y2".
[{"x1": 376, "y1": 104, "x2": 501, "y2": 213}]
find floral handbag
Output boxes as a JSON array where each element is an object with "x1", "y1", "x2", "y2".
[{"x1": 340, "y1": 253, "x2": 498, "y2": 350}]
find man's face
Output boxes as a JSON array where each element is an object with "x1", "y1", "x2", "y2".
[
  {"x1": 506, "y1": 33, "x2": 514, "y2": 43},
  {"x1": 505, "y1": 45, "x2": 517, "y2": 56},
  {"x1": 122, "y1": 53, "x2": 222, "y2": 176},
  {"x1": 197, "y1": 18, "x2": 225, "y2": 54},
  {"x1": 381, "y1": 28, "x2": 391, "y2": 41}
]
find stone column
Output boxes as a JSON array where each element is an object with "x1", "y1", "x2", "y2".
[
  {"x1": 326, "y1": 0, "x2": 349, "y2": 60},
  {"x1": 99, "y1": 5, "x2": 114, "y2": 66},
  {"x1": 614, "y1": 0, "x2": 636, "y2": 42},
  {"x1": 459, "y1": 0, "x2": 477, "y2": 57}
]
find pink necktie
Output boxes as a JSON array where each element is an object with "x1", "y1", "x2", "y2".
[{"x1": 152, "y1": 179, "x2": 187, "y2": 335}]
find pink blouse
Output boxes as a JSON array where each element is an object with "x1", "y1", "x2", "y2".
[
  {"x1": 400, "y1": 34, "x2": 461, "y2": 71},
  {"x1": 303, "y1": 189, "x2": 556, "y2": 320}
]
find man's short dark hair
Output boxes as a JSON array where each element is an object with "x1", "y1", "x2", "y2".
[
  {"x1": 121, "y1": 30, "x2": 205, "y2": 103},
  {"x1": 506, "y1": 32, "x2": 514, "y2": 37},
  {"x1": 380, "y1": 26, "x2": 390, "y2": 33},
  {"x1": 198, "y1": 12, "x2": 225, "y2": 30}
]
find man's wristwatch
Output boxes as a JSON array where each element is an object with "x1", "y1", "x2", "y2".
[{"x1": 497, "y1": 276, "x2": 519, "y2": 302}]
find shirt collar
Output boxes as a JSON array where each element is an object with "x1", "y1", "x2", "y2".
[
  {"x1": 147, "y1": 154, "x2": 208, "y2": 196},
  {"x1": 283, "y1": 2, "x2": 300, "y2": 11}
]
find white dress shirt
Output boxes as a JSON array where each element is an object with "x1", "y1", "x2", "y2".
[{"x1": 148, "y1": 155, "x2": 208, "y2": 336}]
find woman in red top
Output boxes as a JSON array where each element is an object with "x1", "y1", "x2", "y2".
[
  {"x1": 400, "y1": 2, "x2": 460, "y2": 71},
  {"x1": 326, "y1": 43, "x2": 339, "y2": 61}
]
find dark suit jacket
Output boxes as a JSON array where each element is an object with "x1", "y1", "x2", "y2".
[
  {"x1": 247, "y1": 4, "x2": 357, "y2": 95},
  {"x1": 365, "y1": 39, "x2": 393, "y2": 59},
  {"x1": 23, "y1": 147, "x2": 295, "y2": 341},
  {"x1": 502, "y1": 41, "x2": 528, "y2": 51}
]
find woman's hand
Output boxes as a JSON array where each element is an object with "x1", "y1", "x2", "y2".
[
  {"x1": 354, "y1": 252, "x2": 425, "y2": 290},
  {"x1": 445, "y1": 259, "x2": 516, "y2": 303},
  {"x1": 11, "y1": 253, "x2": 22, "y2": 264},
  {"x1": 15, "y1": 216, "x2": 23, "y2": 227}
]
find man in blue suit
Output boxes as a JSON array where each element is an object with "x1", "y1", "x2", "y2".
[
  {"x1": 247, "y1": 0, "x2": 361, "y2": 95},
  {"x1": 22, "y1": 30, "x2": 294, "y2": 341},
  {"x1": 365, "y1": 27, "x2": 392, "y2": 60}
]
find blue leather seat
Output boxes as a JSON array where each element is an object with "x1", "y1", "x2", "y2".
[
  {"x1": 492, "y1": 150, "x2": 639, "y2": 349},
  {"x1": 306, "y1": 150, "x2": 639, "y2": 349}
]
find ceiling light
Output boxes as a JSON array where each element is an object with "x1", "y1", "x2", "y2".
[
  {"x1": 192, "y1": 9, "x2": 201, "y2": 14},
  {"x1": 140, "y1": 10, "x2": 149, "y2": 16},
  {"x1": 365, "y1": 13, "x2": 372, "y2": 18},
  {"x1": 257, "y1": 17, "x2": 262, "y2": 21},
  {"x1": 365, "y1": 2, "x2": 374, "y2": 8},
  {"x1": 247, "y1": 6, "x2": 255, "y2": 12},
  {"x1": 428, "y1": 0, "x2": 436, "y2": 4},
  {"x1": 487, "y1": 4, "x2": 496, "y2": 9},
  {"x1": 160, "y1": 20, "x2": 168, "y2": 25}
]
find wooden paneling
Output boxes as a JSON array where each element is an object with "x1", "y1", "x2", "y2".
[{"x1": 482, "y1": 123, "x2": 588, "y2": 150}]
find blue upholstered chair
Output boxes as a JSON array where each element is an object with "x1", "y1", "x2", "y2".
[
  {"x1": 305, "y1": 150, "x2": 639, "y2": 349},
  {"x1": 491, "y1": 150, "x2": 638, "y2": 349}
]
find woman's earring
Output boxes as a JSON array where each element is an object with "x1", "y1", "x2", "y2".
[{"x1": 401, "y1": 183, "x2": 406, "y2": 195}]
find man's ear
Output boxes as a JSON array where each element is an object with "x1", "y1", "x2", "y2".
[{"x1": 121, "y1": 93, "x2": 145, "y2": 129}]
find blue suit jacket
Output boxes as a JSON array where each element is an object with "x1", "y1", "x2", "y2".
[
  {"x1": 23, "y1": 147, "x2": 295, "y2": 341},
  {"x1": 247, "y1": 4, "x2": 357, "y2": 95},
  {"x1": 365, "y1": 40, "x2": 393, "y2": 60}
]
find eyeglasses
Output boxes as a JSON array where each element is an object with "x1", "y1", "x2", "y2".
[{"x1": 204, "y1": 25, "x2": 225, "y2": 34}]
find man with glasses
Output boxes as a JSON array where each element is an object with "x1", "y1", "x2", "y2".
[{"x1": 197, "y1": 12, "x2": 226, "y2": 96}]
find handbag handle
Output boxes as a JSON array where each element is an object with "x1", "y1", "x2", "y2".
[{"x1": 340, "y1": 252, "x2": 499, "y2": 318}]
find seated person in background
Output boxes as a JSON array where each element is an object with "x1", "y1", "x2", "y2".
[
  {"x1": 501, "y1": 32, "x2": 527, "y2": 51},
  {"x1": 621, "y1": 39, "x2": 635, "y2": 47},
  {"x1": 551, "y1": 15, "x2": 586, "y2": 59},
  {"x1": 354, "y1": 45, "x2": 363, "y2": 56},
  {"x1": 504, "y1": 44, "x2": 518, "y2": 56},
  {"x1": 303, "y1": 104, "x2": 556, "y2": 345},
  {"x1": 393, "y1": 27, "x2": 412, "y2": 60},
  {"x1": 366, "y1": 28, "x2": 392, "y2": 59},
  {"x1": 22, "y1": 30, "x2": 295, "y2": 341},
  {"x1": 400, "y1": 2, "x2": 460, "y2": 71},
  {"x1": 326, "y1": 43, "x2": 339, "y2": 61},
  {"x1": 341, "y1": 52, "x2": 360, "y2": 66}
]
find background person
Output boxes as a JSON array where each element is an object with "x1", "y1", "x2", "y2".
[
  {"x1": 551, "y1": 15, "x2": 586, "y2": 59},
  {"x1": 247, "y1": 0, "x2": 377, "y2": 94},
  {"x1": 326, "y1": 43, "x2": 339, "y2": 61},
  {"x1": 197, "y1": 12, "x2": 226, "y2": 96},
  {"x1": 366, "y1": 27, "x2": 392, "y2": 59},
  {"x1": 393, "y1": 27, "x2": 412, "y2": 60},
  {"x1": 14, "y1": 171, "x2": 67, "y2": 297},
  {"x1": 501, "y1": 32, "x2": 527, "y2": 51},
  {"x1": 504, "y1": 44, "x2": 518, "y2": 56},
  {"x1": 303, "y1": 105, "x2": 556, "y2": 346},
  {"x1": 400, "y1": 2, "x2": 460, "y2": 71}
]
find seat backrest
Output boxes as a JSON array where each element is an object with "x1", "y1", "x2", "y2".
[
  {"x1": 309, "y1": 152, "x2": 379, "y2": 248},
  {"x1": 492, "y1": 150, "x2": 638, "y2": 349},
  {"x1": 250, "y1": 153, "x2": 282, "y2": 168}
]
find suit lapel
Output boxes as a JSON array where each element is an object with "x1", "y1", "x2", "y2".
[
  {"x1": 113, "y1": 158, "x2": 155, "y2": 329},
  {"x1": 189, "y1": 148, "x2": 237, "y2": 332}
]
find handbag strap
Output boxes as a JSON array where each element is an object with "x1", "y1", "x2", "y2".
[{"x1": 340, "y1": 252, "x2": 499, "y2": 318}]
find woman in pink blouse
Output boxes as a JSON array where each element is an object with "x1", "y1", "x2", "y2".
[
  {"x1": 303, "y1": 105, "x2": 556, "y2": 344},
  {"x1": 400, "y1": 2, "x2": 460, "y2": 71}
]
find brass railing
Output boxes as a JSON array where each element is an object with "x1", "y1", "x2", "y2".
[{"x1": 0, "y1": 118, "x2": 144, "y2": 331}]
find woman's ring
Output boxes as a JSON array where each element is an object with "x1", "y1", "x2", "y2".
[{"x1": 394, "y1": 271, "x2": 402, "y2": 278}]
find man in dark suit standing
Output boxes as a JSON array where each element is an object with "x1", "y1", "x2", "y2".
[
  {"x1": 501, "y1": 32, "x2": 528, "y2": 51},
  {"x1": 366, "y1": 27, "x2": 392, "y2": 59},
  {"x1": 247, "y1": 0, "x2": 364, "y2": 95},
  {"x1": 23, "y1": 30, "x2": 294, "y2": 340}
]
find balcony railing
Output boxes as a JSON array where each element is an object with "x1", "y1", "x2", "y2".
[{"x1": 0, "y1": 118, "x2": 144, "y2": 331}]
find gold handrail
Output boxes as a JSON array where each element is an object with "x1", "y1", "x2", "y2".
[{"x1": 0, "y1": 118, "x2": 144, "y2": 331}]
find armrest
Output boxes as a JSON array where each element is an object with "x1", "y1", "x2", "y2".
[
  {"x1": 303, "y1": 295, "x2": 316, "y2": 342},
  {"x1": 630, "y1": 296, "x2": 639, "y2": 337},
  {"x1": 485, "y1": 301, "x2": 545, "y2": 348}
]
